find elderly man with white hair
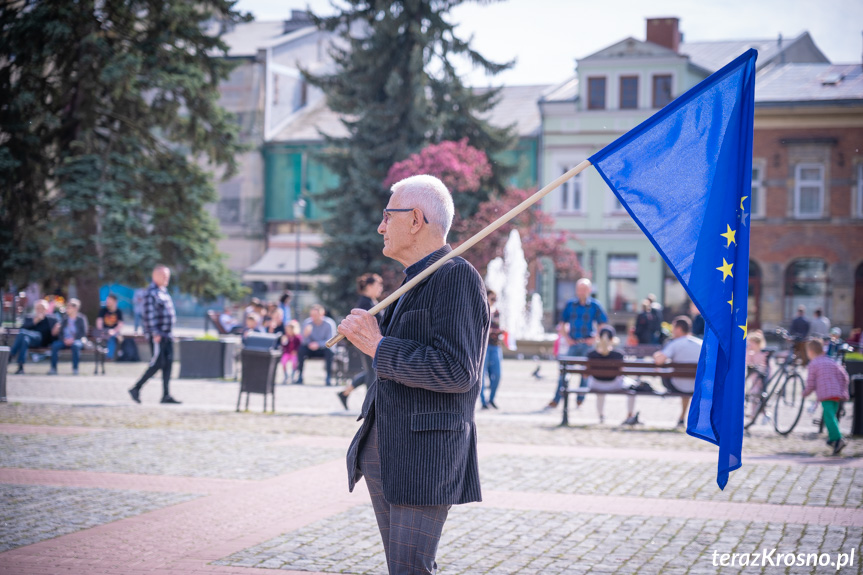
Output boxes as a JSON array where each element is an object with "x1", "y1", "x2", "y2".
[{"x1": 337, "y1": 174, "x2": 489, "y2": 574}]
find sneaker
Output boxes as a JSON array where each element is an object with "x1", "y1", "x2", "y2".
[
  {"x1": 545, "y1": 401, "x2": 558, "y2": 410},
  {"x1": 128, "y1": 388, "x2": 141, "y2": 404},
  {"x1": 480, "y1": 404, "x2": 489, "y2": 410},
  {"x1": 832, "y1": 439, "x2": 847, "y2": 456},
  {"x1": 14, "y1": 365, "x2": 24, "y2": 375},
  {"x1": 489, "y1": 400, "x2": 498, "y2": 409},
  {"x1": 575, "y1": 397, "x2": 584, "y2": 408},
  {"x1": 160, "y1": 396, "x2": 182, "y2": 404},
  {"x1": 72, "y1": 368, "x2": 79, "y2": 376},
  {"x1": 676, "y1": 418, "x2": 685, "y2": 428},
  {"x1": 599, "y1": 415, "x2": 605, "y2": 424},
  {"x1": 46, "y1": 368, "x2": 58, "y2": 375},
  {"x1": 337, "y1": 391, "x2": 349, "y2": 410}
]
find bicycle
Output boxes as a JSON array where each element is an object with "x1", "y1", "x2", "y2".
[{"x1": 743, "y1": 328, "x2": 806, "y2": 435}]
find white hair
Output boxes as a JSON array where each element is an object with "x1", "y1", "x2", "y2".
[{"x1": 390, "y1": 174, "x2": 454, "y2": 239}]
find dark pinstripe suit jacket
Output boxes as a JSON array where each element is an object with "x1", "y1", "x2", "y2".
[{"x1": 346, "y1": 245, "x2": 490, "y2": 506}]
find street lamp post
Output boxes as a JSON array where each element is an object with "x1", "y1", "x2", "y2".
[{"x1": 293, "y1": 197, "x2": 306, "y2": 321}]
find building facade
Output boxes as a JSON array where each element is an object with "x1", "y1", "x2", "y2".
[
  {"x1": 750, "y1": 63, "x2": 863, "y2": 334},
  {"x1": 537, "y1": 17, "x2": 838, "y2": 334}
]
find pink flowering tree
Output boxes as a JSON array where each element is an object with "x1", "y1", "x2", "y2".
[{"x1": 384, "y1": 140, "x2": 582, "y2": 279}]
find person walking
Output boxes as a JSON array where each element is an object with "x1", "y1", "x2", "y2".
[
  {"x1": 337, "y1": 273, "x2": 383, "y2": 409},
  {"x1": 478, "y1": 289, "x2": 503, "y2": 409},
  {"x1": 337, "y1": 174, "x2": 489, "y2": 574},
  {"x1": 803, "y1": 337, "x2": 850, "y2": 455},
  {"x1": 128, "y1": 265, "x2": 181, "y2": 404}
]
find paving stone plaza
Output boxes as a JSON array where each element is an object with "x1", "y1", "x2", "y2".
[{"x1": 1, "y1": 356, "x2": 860, "y2": 574}]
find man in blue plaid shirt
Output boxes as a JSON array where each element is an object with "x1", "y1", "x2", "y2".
[
  {"x1": 548, "y1": 278, "x2": 608, "y2": 408},
  {"x1": 129, "y1": 265, "x2": 181, "y2": 404}
]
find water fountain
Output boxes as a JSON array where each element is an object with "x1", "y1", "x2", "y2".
[{"x1": 484, "y1": 230, "x2": 555, "y2": 356}]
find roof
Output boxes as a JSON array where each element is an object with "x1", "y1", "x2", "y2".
[
  {"x1": 220, "y1": 20, "x2": 317, "y2": 58},
  {"x1": 755, "y1": 63, "x2": 863, "y2": 104},
  {"x1": 474, "y1": 85, "x2": 552, "y2": 137},
  {"x1": 539, "y1": 76, "x2": 578, "y2": 103},
  {"x1": 270, "y1": 84, "x2": 549, "y2": 143},
  {"x1": 580, "y1": 37, "x2": 682, "y2": 62},
  {"x1": 680, "y1": 32, "x2": 829, "y2": 73},
  {"x1": 269, "y1": 98, "x2": 349, "y2": 142},
  {"x1": 242, "y1": 234, "x2": 329, "y2": 283}
]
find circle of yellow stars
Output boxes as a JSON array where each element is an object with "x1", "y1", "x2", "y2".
[{"x1": 715, "y1": 195, "x2": 749, "y2": 340}]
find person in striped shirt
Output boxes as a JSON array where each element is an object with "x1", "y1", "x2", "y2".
[{"x1": 803, "y1": 338, "x2": 850, "y2": 455}]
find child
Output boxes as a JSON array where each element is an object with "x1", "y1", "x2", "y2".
[
  {"x1": 281, "y1": 320, "x2": 302, "y2": 384},
  {"x1": 241, "y1": 313, "x2": 262, "y2": 342},
  {"x1": 803, "y1": 337, "x2": 850, "y2": 455}
]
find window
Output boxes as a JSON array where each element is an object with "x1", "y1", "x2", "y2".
[
  {"x1": 784, "y1": 259, "x2": 828, "y2": 320},
  {"x1": 608, "y1": 255, "x2": 639, "y2": 312},
  {"x1": 794, "y1": 163, "x2": 824, "y2": 218},
  {"x1": 619, "y1": 76, "x2": 638, "y2": 109},
  {"x1": 750, "y1": 160, "x2": 766, "y2": 218},
  {"x1": 557, "y1": 166, "x2": 583, "y2": 213},
  {"x1": 217, "y1": 198, "x2": 240, "y2": 224},
  {"x1": 588, "y1": 77, "x2": 606, "y2": 110},
  {"x1": 652, "y1": 74, "x2": 673, "y2": 108}
]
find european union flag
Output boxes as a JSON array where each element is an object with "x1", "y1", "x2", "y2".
[{"x1": 589, "y1": 49, "x2": 757, "y2": 489}]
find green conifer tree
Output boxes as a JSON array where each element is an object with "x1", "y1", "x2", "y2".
[
  {"x1": 0, "y1": 0, "x2": 249, "y2": 318},
  {"x1": 304, "y1": 0, "x2": 515, "y2": 314}
]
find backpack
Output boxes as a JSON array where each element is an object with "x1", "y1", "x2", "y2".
[{"x1": 116, "y1": 338, "x2": 140, "y2": 362}]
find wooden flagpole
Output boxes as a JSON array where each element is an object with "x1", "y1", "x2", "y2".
[{"x1": 326, "y1": 159, "x2": 592, "y2": 348}]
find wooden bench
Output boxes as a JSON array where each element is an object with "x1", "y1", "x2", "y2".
[
  {"x1": 2, "y1": 326, "x2": 108, "y2": 374},
  {"x1": 2, "y1": 327, "x2": 149, "y2": 375},
  {"x1": 557, "y1": 356, "x2": 698, "y2": 425}
]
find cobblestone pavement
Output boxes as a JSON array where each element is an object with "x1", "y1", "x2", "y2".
[{"x1": 1, "y1": 357, "x2": 861, "y2": 574}]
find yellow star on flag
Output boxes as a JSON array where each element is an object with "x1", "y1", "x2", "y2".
[
  {"x1": 716, "y1": 258, "x2": 734, "y2": 281},
  {"x1": 720, "y1": 224, "x2": 737, "y2": 248},
  {"x1": 739, "y1": 322, "x2": 748, "y2": 339},
  {"x1": 727, "y1": 294, "x2": 733, "y2": 310},
  {"x1": 740, "y1": 196, "x2": 748, "y2": 210}
]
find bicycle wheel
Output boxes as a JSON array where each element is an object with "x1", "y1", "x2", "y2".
[
  {"x1": 773, "y1": 373, "x2": 805, "y2": 435},
  {"x1": 743, "y1": 370, "x2": 767, "y2": 429}
]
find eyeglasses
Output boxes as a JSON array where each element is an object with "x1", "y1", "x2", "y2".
[{"x1": 382, "y1": 208, "x2": 429, "y2": 225}]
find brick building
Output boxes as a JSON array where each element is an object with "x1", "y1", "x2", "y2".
[{"x1": 750, "y1": 63, "x2": 863, "y2": 334}]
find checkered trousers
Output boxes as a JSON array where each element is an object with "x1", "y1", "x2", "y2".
[{"x1": 359, "y1": 419, "x2": 450, "y2": 575}]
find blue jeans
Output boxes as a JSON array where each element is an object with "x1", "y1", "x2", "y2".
[
  {"x1": 554, "y1": 342, "x2": 590, "y2": 404},
  {"x1": 480, "y1": 344, "x2": 502, "y2": 406},
  {"x1": 51, "y1": 340, "x2": 83, "y2": 370},
  {"x1": 10, "y1": 332, "x2": 41, "y2": 365},
  {"x1": 106, "y1": 336, "x2": 119, "y2": 359}
]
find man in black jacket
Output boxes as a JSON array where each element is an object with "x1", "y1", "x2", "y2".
[
  {"x1": 10, "y1": 299, "x2": 57, "y2": 374},
  {"x1": 337, "y1": 175, "x2": 489, "y2": 574}
]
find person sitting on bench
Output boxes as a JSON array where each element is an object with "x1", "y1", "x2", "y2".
[
  {"x1": 10, "y1": 299, "x2": 58, "y2": 374},
  {"x1": 586, "y1": 325, "x2": 637, "y2": 425},
  {"x1": 653, "y1": 315, "x2": 702, "y2": 427},
  {"x1": 294, "y1": 304, "x2": 337, "y2": 386}
]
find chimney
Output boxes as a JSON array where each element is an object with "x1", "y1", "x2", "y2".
[
  {"x1": 283, "y1": 10, "x2": 313, "y2": 35},
  {"x1": 646, "y1": 17, "x2": 681, "y2": 52}
]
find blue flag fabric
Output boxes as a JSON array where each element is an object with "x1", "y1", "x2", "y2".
[{"x1": 589, "y1": 49, "x2": 757, "y2": 489}]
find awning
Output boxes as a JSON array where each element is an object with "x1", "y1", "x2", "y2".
[{"x1": 242, "y1": 247, "x2": 330, "y2": 284}]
